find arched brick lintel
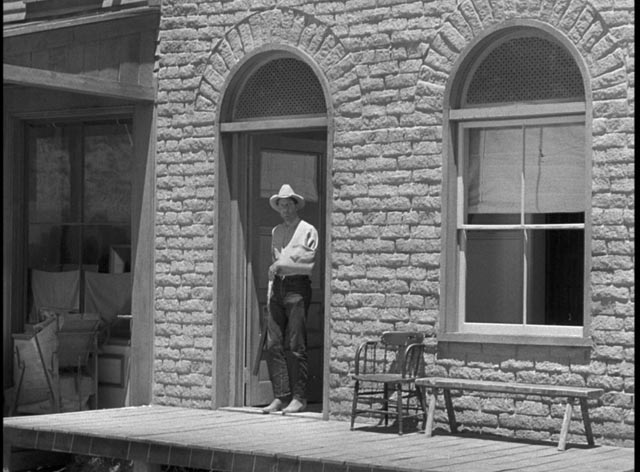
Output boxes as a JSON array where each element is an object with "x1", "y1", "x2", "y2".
[
  {"x1": 194, "y1": 7, "x2": 355, "y2": 114},
  {"x1": 418, "y1": 0, "x2": 630, "y2": 113}
]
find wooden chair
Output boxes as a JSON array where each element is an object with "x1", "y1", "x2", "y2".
[
  {"x1": 11, "y1": 317, "x2": 60, "y2": 415},
  {"x1": 56, "y1": 313, "x2": 101, "y2": 411},
  {"x1": 350, "y1": 331, "x2": 427, "y2": 435},
  {"x1": 10, "y1": 313, "x2": 101, "y2": 415}
]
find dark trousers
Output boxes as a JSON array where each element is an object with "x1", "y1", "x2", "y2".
[{"x1": 266, "y1": 275, "x2": 311, "y2": 402}]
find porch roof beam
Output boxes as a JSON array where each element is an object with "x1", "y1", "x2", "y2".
[
  {"x1": 3, "y1": 5, "x2": 160, "y2": 37},
  {"x1": 3, "y1": 64, "x2": 156, "y2": 103}
]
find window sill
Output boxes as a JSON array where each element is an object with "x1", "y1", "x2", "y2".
[{"x1": 438, "y1": 332, "x2": 592, "y2": 347}]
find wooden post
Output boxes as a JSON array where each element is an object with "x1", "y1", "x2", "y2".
[
  {"x1": 558, "y1": 397, "x2": 574, "y2": 451},
  {"x1": 130, "y1": 103, "x2": 156, "y2": 407}
]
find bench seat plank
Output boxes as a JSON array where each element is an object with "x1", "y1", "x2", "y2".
[{"x1": 416, "y1": 377, "x2": 603, "y2": 451}]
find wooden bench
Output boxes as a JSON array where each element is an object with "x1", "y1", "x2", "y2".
[{"x1": 415, "y1": 377, "x2": 604, "y2": 451}]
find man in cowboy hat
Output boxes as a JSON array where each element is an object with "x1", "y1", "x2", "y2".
[{"x1": 262, "y1": 184, "x2": 319, "y2": 414}]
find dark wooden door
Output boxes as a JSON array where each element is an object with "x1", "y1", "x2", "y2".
[{"x1": 245, "y1": 132, "x2": 325, "y2": 407}]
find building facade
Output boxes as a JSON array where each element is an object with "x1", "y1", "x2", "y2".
[{"x1": 4, "y1": 0, "x2": 634, "y2": 447}]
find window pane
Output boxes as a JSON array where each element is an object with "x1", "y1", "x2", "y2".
[
  {"x1": 466, "y1": 127, "x2": 522, "y2": 219},
  {"x1": 465, "y1": 230, "x2": 523, "y2": 323},
  {"x1": 524, "y1": 123, "x2": 585, "y2": 215},
  {"x1": 527, "y1": 229, "x2": 584, "y2": 326},
  {"x1": 27, "y1": 126, "x2": 74, "y2": 223},
  {"x1": 525, "y1": 212, "x2": 584, "y2": 225},
  {"x1": 84, "y1": 122, "x2": 133, "y2": 224}
]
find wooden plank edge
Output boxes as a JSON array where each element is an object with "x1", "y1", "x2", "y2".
[{"x1": 3, "y1": 64, "x2": 156, "y2": 102}]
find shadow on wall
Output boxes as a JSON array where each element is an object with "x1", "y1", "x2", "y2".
[{"x1": 432, "y1": 343, "x2": 592, "y2": 383}]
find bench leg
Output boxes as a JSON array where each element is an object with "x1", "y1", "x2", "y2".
[
  {"x1": 425, "y1": 390, "x2": 436, "y2": 437},
  {"x1": 580, "y1": 398, "x2": 595, "y2": 447},
  {"x1": 558, "y1": 397, "x2": 574, "y2": 451},
  {"x1": 443, "y1": 389, "x2": 457, "y2": 434},
  {"x1": 416, "y1": 385, "x2": 428, "y2": 431}
]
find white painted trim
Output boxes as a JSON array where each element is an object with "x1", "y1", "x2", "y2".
[{"x1": 450, "y1": 102, "x2": 585, "y2": 121}]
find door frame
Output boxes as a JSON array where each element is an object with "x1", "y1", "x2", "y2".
[
  {"x1": 216, "y1": 124, "x2": 332, "y2": 415},
  {"x1": 214, "y1": 48, "x2": 334, "y2": 419}
]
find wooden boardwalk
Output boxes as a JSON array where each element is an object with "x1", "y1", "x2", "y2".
[{"x1": 3, "y1": 405, "x2": 635, "y2": 472}]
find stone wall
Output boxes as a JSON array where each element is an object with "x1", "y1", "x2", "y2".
[{"x1": 153, "y1": 0, "x2": 634, "y2": 446}]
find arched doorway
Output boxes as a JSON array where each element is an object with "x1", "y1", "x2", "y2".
[{"x1": 217, "y1": 52, "x2": 329, "y2": 413}]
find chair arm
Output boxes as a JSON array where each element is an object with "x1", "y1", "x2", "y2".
[
  {"x1": 401, "y1": 342, "x2": 425, "y2": 378},
  {"x1": 12, "y1": 333, "x2": 33, "y2": 341}
]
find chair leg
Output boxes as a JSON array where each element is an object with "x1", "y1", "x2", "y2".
[
  {"x1": 383, "y1": 384, "x2": 389, "y2": 426},
  {"x1": 10, "y1": 367, "x2": 26, "y2": 416},
  {"x1": 75, "y1": 371, "x2": 82, "y2": 411},
  {"x1": 350, "y1": 381, "x2": 359, "y2": 430},
  {"x1": 396, "y1": 383, "x2": 403, "y2": 435}
]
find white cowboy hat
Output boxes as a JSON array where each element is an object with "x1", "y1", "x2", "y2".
[{"x1": 269, "y1": 184, "x2": 305, "y2": 211}]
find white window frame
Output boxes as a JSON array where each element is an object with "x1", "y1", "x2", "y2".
[{"x1": 443, "y1": 102, "x2": 590, "y2": 342}]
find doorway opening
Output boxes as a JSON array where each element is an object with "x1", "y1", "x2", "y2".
[
  {"x1": 217, "y1": 53, "x2": 329, "y2": 414},
  {"x1": 11, "y1": 116, "x2": 136, "y2": 412}
]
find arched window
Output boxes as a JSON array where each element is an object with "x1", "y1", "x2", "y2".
[
  {"x1": 233, "y1": 57, "x2": 326, "y2": 120},
  {"x1": 444, "y1": 29, "x2": 588, "y2": 340},
  {"x1": 220, "y1": 55, "x2": 328, "y2": 132}
]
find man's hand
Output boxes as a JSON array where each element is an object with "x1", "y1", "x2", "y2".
[{"x1": 268, "y1": 261, "x2": 279, "y2": 280}]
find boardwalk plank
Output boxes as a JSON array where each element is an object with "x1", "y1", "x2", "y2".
[
  {"x1": 519, "y1": 447, "x2": 634, "y2": 472},
  {"x1": 452, "y1": 446, "x2": 565, "y2": 471},
  {"x1": 3, "y1": 406, "x2": 633, "y2": 472},
  {"x1": 413, "y1": 440, "x2": 532, "y2": 464}
]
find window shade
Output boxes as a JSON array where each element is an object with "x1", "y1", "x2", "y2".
[
  {"x1": 524, "y1": 124, "x2": 585, "y2": 213},
  {"x1": 466, "y1": 124, "x2": 585, "y2": 214}
]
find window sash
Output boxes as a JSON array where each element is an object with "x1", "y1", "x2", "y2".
[
  {"x1": 458, "y1": 227, "x2": 584, "y2": 329},
  {"x1": 458, "y1": 117, "x2": 586, "y2": 224},
  {"x1": 26, "y1": 120, "x2": 133, "y2": 273},
  {"x1": 456, "y1": 115, "x2": 586, "y2": 332}
]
